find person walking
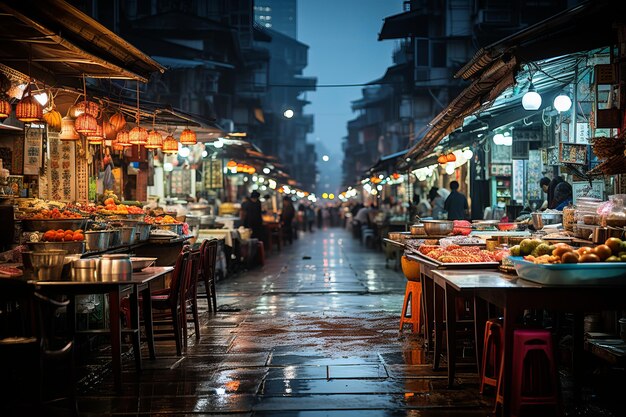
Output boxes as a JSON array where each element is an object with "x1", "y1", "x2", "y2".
[
  {"x1": 429, "y1": 187, "x2": 449, "y2": 220},
  {"x1": 444, "y1": 181, "x2": 469, "y2": 220}
]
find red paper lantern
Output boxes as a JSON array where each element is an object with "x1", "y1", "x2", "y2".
[
  {"x1": 0, "y1": 98, "x2": 10, "y2": 121},
  {"x1": 86, "y1": 123, "x2": 104, "y2": 144},
  {"x1": 446, "y1": 153, "x2": 456, "y2": 162},
  {"x1": 15, "y1": 90, "x2": 42, "y2": 122}
]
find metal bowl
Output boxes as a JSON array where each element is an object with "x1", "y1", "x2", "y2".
[
  {"x1": 421, "y1": 220, "x2": 454, "y2": 236},
  {"x1": 472, "y1": 220, "x2": 500, "y2": 231},
  {"x1": 531, "y1": 212, "x2": 563, "y2": 229},
  {"x1": 130, "y1": 257, "x2": 157, "y2": 271},
  {"x1": 119, "y1": 226, "x2": 136, "y2": 245},
  {"x1": 410, "y1": 224, "x2": 426, "y2": 235},
  {"x1": 22, "y1": 249, "x2": 67, "y2": 281},
  {"x1": 135, "y1": 222, "x2": 151, "y2": 241},
  {"x1": 27, "y1": 241, "x2": 85, "y2": 255},
  {"x1": 21, "y1": 218, "x2": 88, "y2": 232}
]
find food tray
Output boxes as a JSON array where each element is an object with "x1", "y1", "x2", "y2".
[
  {"x1": 21, "y1": 218, "x2": 89, "y2": 232},
  {"x1": 410, "y1": 251, "x2": 500, "y2": 269},
  {"x1": 510, "y1": 257, "x2": 626, "y2": 286}
]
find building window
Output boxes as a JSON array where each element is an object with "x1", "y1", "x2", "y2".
[
  {"x1": 431, "y1": 41, "x2": 446, "y2": 68},
  {"x1": 415, "y1": 39, "x2": 429, "y2": 67}
]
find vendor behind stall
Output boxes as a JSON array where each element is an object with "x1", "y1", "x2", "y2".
[{"x1": 241, "y1": 191, "x2": 265, "y2": 242}]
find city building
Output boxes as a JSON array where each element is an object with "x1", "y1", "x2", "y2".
[{"x1": 254, "y1": 0, "x2": 297, "y2": 39}]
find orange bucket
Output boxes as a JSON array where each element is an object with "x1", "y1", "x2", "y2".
[{"x1": 401, "y1": 255, "x2": 420, "y2": 281}]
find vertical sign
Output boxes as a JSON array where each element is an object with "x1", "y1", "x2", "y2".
[
  {"x1": 203, "y1": 159, "x2": 224, "y2": 189},
  {"x1": 24, "y1": 125, "x2": 43, "y2": 175}
]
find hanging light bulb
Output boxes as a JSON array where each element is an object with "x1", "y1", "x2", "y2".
[
  {"x1": 522, "y1": 82, "x2": 541, "y2": 110},
  {"x1": 553, "y1": 93, "x2": 572, "y2": 113},
  {"x1": 493, "y1": 133, "x2": 504, "y2": 145},
  {"x1": 462, "y1": 149, "x2": 473, "y2": 160},
  {"x1": 502, "y1": 135, "x2": 512, "y2": 146},
  {"x1": 445, "y1": 162, "x2": 456, "y2": 175}
]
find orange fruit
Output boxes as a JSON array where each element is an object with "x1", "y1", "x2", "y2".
[
  {"x1": 73, "y1": 233, "x2": 84, "y2": 241},
  {"x1": 577, "y1": 246, "x2": 593, "y2": 256},
  {"x1": 605, "y1": 238, "x2": 622, "y2": 254},
  {"x1": 593, "y1": 244, "x2": 612, "y2": 261},
  {"x1": 579, "y1": 253, "x2": 600, "y2": 263},
  {"x1": 561, "y1": 252, "x2": 579, "y2": 264},
  {"x1": 553, "y1": 246, "x2": 573, "y2": 258}
]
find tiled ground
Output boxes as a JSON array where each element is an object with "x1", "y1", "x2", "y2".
[{"x1": 41, "y1": 227, "x2": 624, "y2": 416}]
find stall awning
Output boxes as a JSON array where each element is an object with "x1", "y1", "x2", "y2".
[
  {"x1": 378, "y1": 9, "x2": 430, "y2": 40},
  {"x1": 406, "y1": 0, "x2": 624, "y2": 162},
  {"x1": 0, "y1": 0, "x2": 164, "y2": 86},
  {"x1": 367, "y1": 150, "x2": 408, "y2": 175},
  {"x1": 456, "y1": 0, "x2": 621, "y2": 81}
]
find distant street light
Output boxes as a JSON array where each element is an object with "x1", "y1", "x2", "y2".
[
  {"x1": 283, "y1": 109, "x2": 294, "y2": 119},
  {"x1": 322, "y1": 155, "x2": 329, "y2": 162}
]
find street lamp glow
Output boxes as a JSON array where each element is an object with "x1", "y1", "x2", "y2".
[
  {"x1": 178, "y1": 147, "x2": 190, "y2": 158},
  {"x1": 322, "y1": 155, "x2": 329, "y2": 162},
  {"x1": 322, "y1": 192, "x2": 328, "y2": 199},
  {"x1": 283, "y1": 109, "x2": 294, "y2": 119},
  {"x1": 263, "y1": 167, "x2": 270, "y2": 174}
]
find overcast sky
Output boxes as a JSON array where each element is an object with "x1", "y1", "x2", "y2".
[{"x1": 298, "y1": 0, "x2": 401, "y2": 194}]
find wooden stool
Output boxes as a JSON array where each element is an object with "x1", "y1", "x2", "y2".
[
  {"x1": 399, "y1": 281, "x2": 422, "y2": 333},
  {"x1": 479, "y1": 319, "x2": 503, "y2": 394}
]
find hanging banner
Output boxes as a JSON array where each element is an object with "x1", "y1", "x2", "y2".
[
  {"x1": 46, "y1": 132, "x2": 76, "y2": 201},
  {"x1": 24, "y1": 125, "x2": 44, "y2": 175}
]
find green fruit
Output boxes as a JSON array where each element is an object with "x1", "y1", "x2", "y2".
[
  {"x1": 606, "y1": 256, "x2": 620, "y2": 262},
  {"x1": 535, "y1": 243, "x2": 552, "y2": 257},
  {"x1": 620, "y1": 241, "x2": 626, "y2": 252},
  {"x1": 620, "y1": 255, "x2": 626, "y2": 262},
  {"x1": 519, "y1": 239, "x2": 533, "y2": 256},
  {"x1": 510, "y1": 245, "x2": 521, "y2": 257},
  {"x1": 618, "y1": 252, "x2": 626, "y2": 258}
]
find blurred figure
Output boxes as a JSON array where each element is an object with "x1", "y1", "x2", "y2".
[
  {"x1": 280, "y1": 196, "x2": 295, "y2": 244},
  {"x1": 547, "y1": 176, "x2": 565, "y2": 209},
  {"x1": 553, "y1": 181, "x2": 573, "y2": 210},
  {"x1": 429, "y1": 187, "x2": 449, "y2": 220},
  {"x1": 241, "y1": 191, "x2": 265, "y2": 242},
  {"x1": 444, "y1": 181, "x2": 469, "y2": 220},
  {"x1": 415, "y1": 195, "x2": 432, "y2": 218},
  {"x1": 539, "y1": 177, "x2": 551, "y2": 210},
  {"x1": 306, "y1": 205, "x2": 316, "y2": 232}
]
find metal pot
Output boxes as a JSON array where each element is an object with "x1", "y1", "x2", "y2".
[
  {"x1": 23, "y1": 249, "x2": 67, "y2": 281},
  {"x1": 410, "y1": 224, "x2": 425, "y2": 235},
  {"x1": 109, "y1": 229, "x2": 122, "y2": 247},
  {"x1": 84, "y1": 230, "x2": 113, "y2": 252},
  {"x1": 97, "y1": 254, "x2": 132, "y2": 280},
  {"x1": 135, "y1": 222, "x2": 151, "y2": 241},
  {"x1": 71, "y1": 258, "x2": 97, "y2": 282},
  {"x1": 119, "y1": 226, "x2": 136, "y2": 245},
  {"x1": 421, "y1": 220, "x2": 454, "y2": 236}
]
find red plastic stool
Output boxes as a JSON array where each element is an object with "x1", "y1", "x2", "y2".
[
  {"x1": 399, "y1": 281, "x2": 422, "y2": 333},
  {"x1": 479, "y1": 319, "x2": 503, "y2": 394},
  {"x1": 496, "y1": 329, "x2": 559, "y2": 417}
]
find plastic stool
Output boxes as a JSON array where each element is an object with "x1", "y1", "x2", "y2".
[
  {"x1": 479, "y1": 319, "x2": 503, "y2": 394},
  {"x1": 361, "y1": 228, "x2": 374, "y2": 246},
  {"x1": 496, "y1": 329, "x2": 559, "y2": 417},
  {"x1": 399, "y1": 281, "x2": 422, "y2": 333}
]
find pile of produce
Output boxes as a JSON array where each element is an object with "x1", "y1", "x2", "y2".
[
  {"x1": 23, "y1": 208, "x2": 84, "y2": 219},
  {"x1": 520, "y1": 237, "x2": 626, "y2": 264},
  {"x1": 418, "y1": 245, "x2": 501, "y2": 263},
  {"x1": 42, "y1": 229, "x2": 85, "y2": 242},
  {"x1": 144, "y1": 215, "x2": 180, "y2": 225}
]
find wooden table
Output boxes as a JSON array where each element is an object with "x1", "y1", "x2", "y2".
[
  {"x1": 431, "y1": 269, "x2": 626, "y2": 416},
  {"x1": 34, "y1": 266, "x2": 173, "y2": 391}
]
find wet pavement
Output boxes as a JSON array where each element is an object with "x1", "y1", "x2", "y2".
[
  {"x1": 68, "y1": 226, "x2": 496, "y2": 416},
  {"x1": 74, "y1": 228, "x2": 491, "y2": 416}
]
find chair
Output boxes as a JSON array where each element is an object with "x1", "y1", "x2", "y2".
[
  {"x1": 0, "y1": 278, "x2": 76, "y2": 416},
  {"x1": 150, "y1": 251, "x2": 189, "y2": 356},
  {"x1": 199, "y1": 238, "x2": 219, "y2": 314},
  {"x1": 479, "y1": 319, "x2": 503, "y2": 394},
  {"x1": 182, "y1": 249, "x2": 202, "y2": 345}
]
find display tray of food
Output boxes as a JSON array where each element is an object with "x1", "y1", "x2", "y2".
[
  {"x1": 408, "y1": 244, "x2": 502, "y2": 268},
  {"x1": 22, "y1": 216, "x2": 89, "y2": 232},
  {"x1": 510, "y1": 257, "x2": 626, "y2": 285}
]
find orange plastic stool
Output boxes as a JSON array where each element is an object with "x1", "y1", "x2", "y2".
[
  {"x1": 399, "y1": 281, "x2": 422, "y2": 333},
  {"x1": 496, "y1": 329, "x2": 559, "y2": 417},
  {"x1": 479, "y1": 319, "x2": 503, "y2": 394}
]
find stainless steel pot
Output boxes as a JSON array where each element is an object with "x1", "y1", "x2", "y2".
[
  {"x1": 71, "y1": 258, "x2": 97, "y2": 282},
  {"x1": 109, "y1": 229, "x2": 122, "y2": 247},
  {"x1": 97, "y1": 254, "x2": 132, "y2": 280},
  {"x1": 421, "y1": 220, "x2": 454, "y2": 236},
  {"x1": 23, "y1": 249, "x2": 67, "y2": 281},
  {"x1": 119, "y1": 226, "x2": 136, "y2": 245},
  {"x1": 410, "y1": 224, "x2": 425, "y2": 235},
  {"x1": 84, "y1": 230, "x2": 112, "y2": 252},
  {"x1": 135, "y1": 222, "x2": 151, "y2": 241}
]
